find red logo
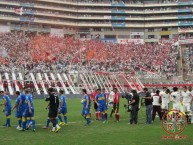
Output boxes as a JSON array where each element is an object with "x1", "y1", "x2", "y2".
[{"x1": 161, "y1": 110, "x2": 188, "y2": 140}]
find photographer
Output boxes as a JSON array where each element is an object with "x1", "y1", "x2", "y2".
[{"x1": 128, "y1": 90, "x2": 139, "y2": 124}]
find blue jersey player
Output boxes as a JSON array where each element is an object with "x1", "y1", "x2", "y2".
[
  {"x1": 81, "y1": 89, "x2": 91, "y2": 126},
  {"x1": 58, "y1": 90, "x2": 68, "y2": 126},
  {"x1": 95, "y1": 88, "x2": 108, "y2": 123},
  {"x1": 18, "y1": 88, "x2": 28, "y2": 131},
  {"x1": 0, "y1": 91, "x2": 12, "y2": 127},
  {"x1": 12, "y1": 91, "x2": 22, "y2": 130},
  {"x1": 25, "y1": 89, "x2": 36, "y2": 132}
]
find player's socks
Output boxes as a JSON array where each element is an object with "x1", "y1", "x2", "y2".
[
  {"x1": 58, "y1": 115, "x2": 63, "y2": 122},
  {"x1": 26, "y1": 118, "x2": 31, "y2": 127},
  {"x1": 97, "y1": 112, "x2": 101, "y2": 120},
  {"x1": 56, "y1": 118, "x2": 59, "y2": 125},
  {"x1": 7, "y1": 118, "x2": 11, "y2": 127},
  {"x1": 102, "y1": 113, "x2": 105, "y2": 121},
  {"x1": 55, "y1": 118, "x2": 59, "y2": 128},
  {"x1": 18, "y1": 119, "x2": 22, "y2": 127},
  {"x1": 186, "y1": 114, "x2": 189, "y2": 123},
  {"x1": 22, "y1": 122, "x2": 26, "y2": 130},
  {"x1": 22, "y1": 117, "x2": 26, "y2": 130},
  {"x1": 86, "y1": 118, "x2": 90, "y2": 125},
  {"x1": 105, "y1": 113, "x2": 108, "y2": 121},
  {"x1": 46, "y1": 119, "x2": 50, "y2": 127},
  {"x1": 116, "y1": 113, "x2": 120, "y2": 121},
  {"x1": 95, "y1": 112, "x2": 98, "y2": 120},
  {"x1": 26, "y1": 119, "x2": 31, "y2": 129},
  {"x1": 64, "y1": 116, "x2": 67, "y2": 124},
  {"x1": 99, "y1": 112, "x2": 102, "y2": 120},
  {"x1": 5, "y1": 118, "x2": 8, "y2": 126},
  {"x1": 52, "y1": 119, "x2": 57, "y2": 128},
  {"x1": 32, "y1": 120, "x2": 36, "y2": 130}
]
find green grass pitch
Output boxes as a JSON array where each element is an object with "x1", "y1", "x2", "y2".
[{"x1": 0, "y1": 98, "x2": 193, "y2": 145}]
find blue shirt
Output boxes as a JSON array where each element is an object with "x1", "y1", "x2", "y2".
[
  {"x1": 96, "y1": 93, "x2": 106, "y2": 106},
  {"x1": 27, "y1": 93, "x2": 34, "y2": 109},
  {"x1": 60, "y1": 95, "x2": 67, "y2": 108},
  {"x1": 102, "y1": 93, "x2": 107, "y2": 101},
  {"x1": 15, "y1": 95, "x2": 21, "y2": 111},
  {"x1": 82, "y1": 95, "x2": 90, "y2": 108},
  {"x1": 20, "y1": 93, "x2": 27, "y2": 110},
  {"x1": 25, "y1": 93, "x2": 34, "y2": 110},
  {"x1": 3, "y1": 95, "x2": 12, "y2": 109}
]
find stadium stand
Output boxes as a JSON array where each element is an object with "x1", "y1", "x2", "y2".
[{"x1": 0, "y1": 0, "x2": 193, "y2": 94}]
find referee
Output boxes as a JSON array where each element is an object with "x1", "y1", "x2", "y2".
[{"x1": 45, "y1": 88, "x2": 60, "y2": 132}]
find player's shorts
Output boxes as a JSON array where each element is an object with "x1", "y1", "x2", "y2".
[
  {"x1": 4, "y1": 108, "x2": 11, "y2": 116},
  {"x1": 182, "y1": 103, "x2": 191, "y2": 112},
  {"x1": 113, "y1": 103, "x2": 119, "y2": 112},
  {"x1": 48, "y1": 108, "x2": 58, "y2": 118},
  {"x1": 94, "y1": 102, "x2": 98, "y2": 110},
  {"x1": 98, "y1": 105, "x2": 107, "y2": 112},
  {"x1": 15, "y1": 110, "x2": 22, "y2": 118},
  {"x1": 59, "y1": 108, "x2": 67, "y2": 114},
  {"x1": 21, "y1": 107, "x2": 25, "y2": 114},
  {"x1": 161, "y1": 103, "x2": 168, "y2": 110},
  {"x1": 82, "y1": 107, "x2": 90, "y2": 115},
  {"x1": 173, "y1": 103, "x2": 180, "y2": 111},
  {"x1": 22, "y1": 108, "x2": 34, "y2": 118}
]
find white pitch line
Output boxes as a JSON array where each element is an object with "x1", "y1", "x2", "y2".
[{"x1": 0, "y1": 117, "x2": 147, "y2": 128}]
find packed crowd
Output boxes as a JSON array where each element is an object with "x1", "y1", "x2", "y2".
[
  {"x1": 184, "y1": 46, "x2": 193, "y2": 74},
  {"x1": 0, "y1": 32, "x2": 180, "y2": 78}
]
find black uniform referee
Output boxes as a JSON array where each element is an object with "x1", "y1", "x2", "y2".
[{"x1": 45, "y1": 88, "x2": 60, "y2": 132}]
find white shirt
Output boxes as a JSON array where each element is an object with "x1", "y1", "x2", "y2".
[
  {"x1": 108, "y1": 91, "x2": 114, "y2": 102},
  {"x1": 171, "y1": 91, "x2": 180, "y2": 103},
  {"x1": 165, "y1": 94, "x2": 170, "y2": 104},
  {"x1": 160, "y1": 91, "x2": 170, "y2": 104},
  {"x1": 181, "y1": 91, "x2": 192, "y2": 103},
  {"x1": 152, "y1": 94, "x2": 161, "y2": 106}
]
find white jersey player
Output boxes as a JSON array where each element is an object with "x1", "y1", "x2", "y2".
[
  {"x1": 188, "y1": 86, "x2": 193, "y2": 123},
  {"x1": 108, "y1": 90, "x2": 115, "y2": 106},
  {"x1": 151, "y1": 89, "x2": 156, "y2": 97},
  {"x1": 171, "y1": 87, "x2": 181, "y2": 111},
  {"x1": 160, "y1": 87, "x2": 169, "y2": 110},
  {"x1": 181, "y1": 86, "x2": 192, "y2": 113}
]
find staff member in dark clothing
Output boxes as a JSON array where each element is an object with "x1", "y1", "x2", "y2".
[
  {"x1": 152, "y1": 90, "x2": 162, "y2": 121},
  {"x1": 45, "y1": 88, "x2": 61, "y2": 132},
  {"x1": 143, "y1": 88, "x2": 153, "y2": 124},
  {"x1": 129, "y1": 90, "x2": 139, "y2": 124}
]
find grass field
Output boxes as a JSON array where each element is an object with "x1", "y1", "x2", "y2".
[{"x1": 0, "y1": 98, "x2": 193, "y2": 145}]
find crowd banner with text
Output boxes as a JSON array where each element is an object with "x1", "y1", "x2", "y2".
[{"x1": 117, "y1": 39, "x2": 144, "y2": 44}]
